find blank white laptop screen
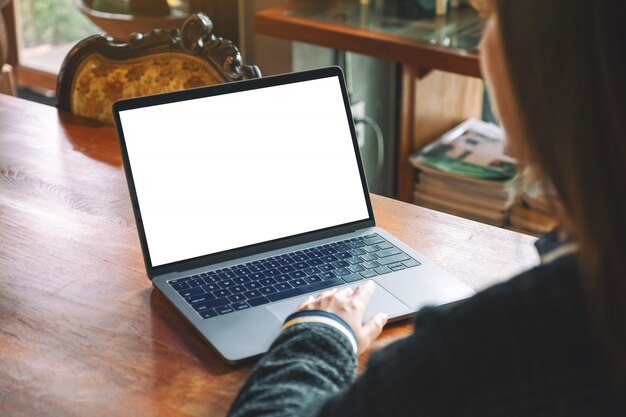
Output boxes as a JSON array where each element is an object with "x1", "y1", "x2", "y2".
[{"x1": 119, "y1": 76, "x2": 370, "y2": 267}]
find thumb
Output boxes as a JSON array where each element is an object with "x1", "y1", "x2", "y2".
[{"x1": 359, "y1": 313, "x2": 388, "y2": 352}]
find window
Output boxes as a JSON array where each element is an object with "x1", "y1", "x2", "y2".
[{"x1": 16, "y1": 0, "x2": 98, "y2": 74}]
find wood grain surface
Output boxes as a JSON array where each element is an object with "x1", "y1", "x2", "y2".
[{"x1": 0, "y1": 94, "x2": 538, "y2": 416}]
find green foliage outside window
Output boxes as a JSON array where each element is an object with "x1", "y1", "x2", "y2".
[{"x1": 19, "y1": 0, "x2": 99, "y2": 48}]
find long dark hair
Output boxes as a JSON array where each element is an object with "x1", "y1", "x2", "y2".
[
  {"x1": 495, "y1": 0, "x2": 626, "y2": 370},
  {"x1": 496, "y1": 0, "x2": 626, "y2": 374}
]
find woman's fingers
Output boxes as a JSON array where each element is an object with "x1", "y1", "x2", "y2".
[
  {"x1": 351, "y1": 281, "x2": 376, "y2": 306},
  {"x1": 294, "y1": 281, "x2": 386, "y2": 355},
  {"x1": 297, "y1": 295, "x2": 315, "y2": 310},
  {"x1": 359, "y1": 313, "x2": 388, "y2": 352},
  {"x1": 316, "y1": 288, "x2": 338, "y2": 299}
]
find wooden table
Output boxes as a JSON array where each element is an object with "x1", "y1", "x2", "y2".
[
  {"x1": 255, "y1": 1, "x2": 485, "y2": 201},
  {"x1": 0, "y1": 95, "x2": 538, "y2": 416}
]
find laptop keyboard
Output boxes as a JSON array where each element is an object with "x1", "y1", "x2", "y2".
[{"x1": 167, "y1": 233, "x2": 421, "y2": 319}]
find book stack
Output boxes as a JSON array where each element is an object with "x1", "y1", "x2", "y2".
[
  {"x1": 509, "y1": 193, "x2": 557, "y2": 235},
  {"x1": 410, "y1": 119, "x2": 516, "y2": 227}
]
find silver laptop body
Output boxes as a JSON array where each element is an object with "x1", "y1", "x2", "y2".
[{"x1": 113, "y1": 66, "x2": 474, "y2": 363}]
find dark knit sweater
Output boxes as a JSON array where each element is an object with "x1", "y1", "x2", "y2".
[{"x1": 228, "y1": 247, "x2": 625, "y2": 416}]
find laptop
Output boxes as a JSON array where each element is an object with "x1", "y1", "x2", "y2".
[{"x1": 113, "y1": 66, "x2": 474, "y2": 363}]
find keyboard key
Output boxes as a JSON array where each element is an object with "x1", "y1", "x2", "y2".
[
  {"x1": 262, "y1": 260, "x2": 281, "y2": 270},
  {"x1": 267, "y1": 278, "x2": 344, "y2": 302},
  {"x1": 248, "y1": 272, "x2": 266, "y2": 281},
  {"x1": 361, "y1": 253, "x2": 378, "y2": 261},
  {"x1": 290, "y1": 279, "x2": 308, "y2": 287},
  {"x1": 171, "y1": 281, "x2": 190, "y2": 291},
  {"x1": 244, "y1": 290, "x2": 262, "y2": 299},
  {"x1": 193, "y1": 297, "x2": 229, "y2": 312},
  {"x1": 403, "y1": 259, "x2": 422, "y2": 268},
  {"x1": 363, "y1": 261, "x2": 380, "y2": 269},
  {"x1": 213, "y1": 289, "x2": 231, "y2": 298},
  {"x1": 333, "y1": 260, "x2": 350, "y2": 268},
  {"x1": 261, "y1": 286, "x2": 278, "y2": 295},
  {"x1": 232, "y1": 301, "x2": 250, "y2": 311},
  {"x1": 219, "y1": 279, "x2": 236, "y2": 288},
  {"x1": 248, "y1": 265, "x2": 266, "y2": 273},
  {"x1": 390, "y1": 264, "x2": 406, "y2": 271},
  {"x1": 336, "y1": 252, "x2": 353, "y2": 259},
  {"x1": 275, "y1": 274, "x2": 291, "y2": 282},
  {"x1": 274, "y1": 282, "x2": 293, "y2": 292},
  {"x1": 321, "y1": 255, "x2": 338, "y2": 263},
  {"x1": 346, "y1": 256, "x2": 364, "y2": 265},
  {"x1": 308, "y1": 251, "x2": 323, "y2": 259},
  {"x1": 377, "y1": 241, "x2": 394, "y2": 250},
  {"x1": 303, "y1": 267, "x2": 321, "y2": 276},
  {"x1": 376, "y1": 247, "x2": 402, "y2": 258},
  {"x1": 230, "y1": 285, "x2": 246, "y2": 294},
  {"x1": 307, "y1": 258, "x2": 324, "y2": 266},
  {"x1": 335, "y1": 244, "x2": 351, "y2": 252},
  {"x1": 228, "y1": 294, "x2": 246, "y2": 303},
  {"x1": 186, "y1": 293, "x2": 216, "y2": 305},
  {"x1": 363, "y1": 245, "x2": 380, "y2": 253},
  {"x1": 348, "y1": 264, "x2": 365, "y2": 273},
  {"x1": 206, "y1": 280, "x2": 223, "y2": 290},
  {"x1": 264, "y1": 269, "x2": 281, "y2": 277},
  {"x1": 278, "y1": 265, "x2": 296, "y2": 273},
  {"x1": 348, "y1": 241, "x2": 365, "y2": 248},
  {"x1": 293, "y1": 262, "x2": 309, "y2": 270},
  {"x1": 188, "y1": 278, "x2": 205, "y2": 288},
  {"x1": 259, "y1": 278, "x2": 277, "y2": 287},
  {"x1": 178, "y1": 287, "x2": 204, "y2": 298},
  {"x1": 200, "y1": 309, "x2": 218, "y2": 319},
  {"x1": 289, "y1": 270, "x2": 306, "y2": 279},
  {"x1": 319, "y1": 264, "x2": 336, "y2": 272},
  {"x1": 374, "y1": 266, "x2": 392, "y2": 275},
  {"x1": 304, "y1": 274, "x2": 322, "y2": 284},
  {"x1": 342, "y1": 273, "x2": 363, "y2": 283},
  {"x1": 234, "y1": 269, "x2": 248, "y2": 277},
  {"x1": 247, "y1": 296, "x2": 270, "y2": 307},
  {"x1": 376, "y1": 253, "x2": 411, "y2": 266},
  {"x1": 234, "y1": 276, "x2": 252, "y2": 284},
  {"x1": 277, "y1": 257, "x2": 295, "y2": 266},
  {"x1": 320, "y1": 272, "x2": 337, "y2": 280},
  {"x1": 320, "y1": 248, "x2": 337, "y2": 255},
  {"x1": 360, "y1": 269, "x2": 378, "y2": 278},
  {"x1": 244, "y1": 282, "x2": 261, "y2": 290},
  {"x1": 170, "y1": 276, "x2": 191, "y2": 284},
  {"x1": 364, "y1": 235, "x2": 385, "y2": 245},
  {"x1": 349, "y1": 248, "x2": 367, "y2": 256},
  {"x1": 334, "y1": 267, "x2": 350, "y2": 276},
  {"x1": 291, "y1": 254, "x2": 309, "y2": 262},
  {"x1": 218, "y1": 271, "x2": 237, "y2": 280},
  {"x1": 204, "y1": 275, "x2": 219, "y2": 283},
  {"x1": 216, "y1": 305, "x2": 235, "y2": 315}
]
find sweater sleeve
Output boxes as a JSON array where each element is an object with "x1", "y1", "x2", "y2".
[
  {"x1": 226, "y1": 317, "x2": 358, "y2": 417},
  {"x1": 227, "y1": 305, "x2": 458, "y2": 417}
]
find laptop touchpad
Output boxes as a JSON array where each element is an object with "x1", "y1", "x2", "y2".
[{"x1": 267, "y1": 281, "x2": 410, "y2": 323}]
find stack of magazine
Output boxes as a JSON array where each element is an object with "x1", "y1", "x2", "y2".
[
  {"x1": 410, "y1": 119, "x2": 516, "y2": 227},
  {"x1": 509, "y1": 193, "x2": 557, "y2": 234}
]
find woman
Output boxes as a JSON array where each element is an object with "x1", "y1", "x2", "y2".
[{"x1": 228, "y1": 1, "x2": 626, "y2": 415}]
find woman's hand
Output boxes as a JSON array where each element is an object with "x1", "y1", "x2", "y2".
[{"x1": 297, "y1": 281, "x2": 388, "y2": 355}]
